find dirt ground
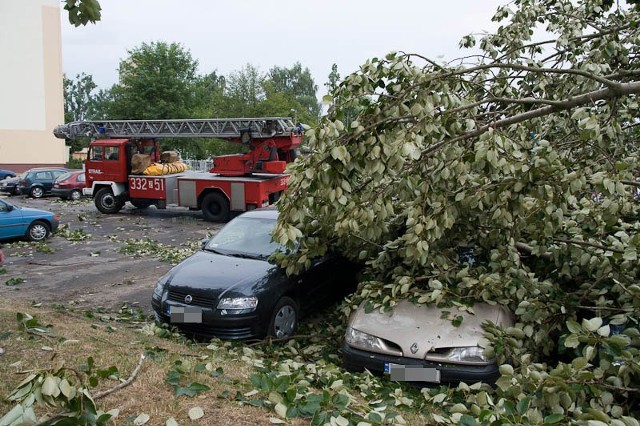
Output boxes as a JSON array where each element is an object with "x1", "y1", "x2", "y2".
[{"x1": 0, "y1": 195, "x2": 223, "y2": 314}]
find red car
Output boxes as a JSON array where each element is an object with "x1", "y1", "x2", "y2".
[{"x1": 51, "y1": 171, "x2": 86, "y2": 201}]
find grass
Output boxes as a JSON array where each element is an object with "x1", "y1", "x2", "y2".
[
  {"x1": 0, "y1": 299, "x2": 307, "y2": 425},
  {"x1": 0, "y1": 299, "x2": 436, "y2": 425}
]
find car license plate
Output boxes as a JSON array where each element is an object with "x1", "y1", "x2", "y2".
[
  {"x1": 385, "y1": 363, "x2": 440, "y2": 383},
  {"x1": 168, "y1": 306, "x2": 203, "y2": 323}
]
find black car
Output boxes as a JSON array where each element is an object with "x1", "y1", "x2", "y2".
[
  {"x1": 17, "y1": 167, "x2": 68, "y2": 198},
  {"x1": 152, "y1": 208, "x2": 358, "y2": 340},
  {"x1": 0, "y1": 175, "x2": 22, "y2": 195},
  {"x1": 0, "y1": 169, "x2": 16, "y2": 180}
]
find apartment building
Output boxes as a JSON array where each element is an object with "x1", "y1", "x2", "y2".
[{"x1": 0, "y1": 0, "x2": 66, "y2": 173}]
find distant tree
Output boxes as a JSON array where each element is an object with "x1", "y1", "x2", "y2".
[
  {"x1": 108, "y1": 41, "x2": 199, "y2": 120},
  {"x1": 266, "y1": 62, "x2": 320, "y2": 120},
  {"x1": 324, "y1": 63, "x2": 341, "y2": 94},
  {"x1": 223, "y1": 64, "x2": 266, "y2": 116},
  {"x1": 87, "y1": 88, "x2": 115, "y2": 120},
  {"x1": 63, "y1": 73, "x2": 98, "y2": 123},
  {"x1": 323, "y1": 63, "x2": 357, "y2": 127},
  {"x1": 63, "y1": 72, "x2": 99, "y2": 152},
  {"x1": 192, "y1": 71, "x2": 226, "y2": 118}
]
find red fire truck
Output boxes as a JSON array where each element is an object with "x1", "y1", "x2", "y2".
[{"x1": 53, "y1": 118, "x2": 302, "y2": 222}]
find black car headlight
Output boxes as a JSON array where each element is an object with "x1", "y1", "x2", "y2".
[
  {"x1": 345, "y1": 326, "x2": 402, "y2": 356},
  {"x1": 424, "y1": 346, "x2": 494, "y2": 365},
  {"x1": 216, "y1": 297, "x2": 258, "y2": 315},
  {"x1": 153, "y1": 273, "x2": 170, "y2": 298}
]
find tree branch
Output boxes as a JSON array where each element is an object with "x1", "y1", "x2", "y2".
[
  {"x1": 422, "y1": 82, "x2": 640, "y2": 156},
  {"x1": 553, "y1": 238, "x2": 624, "y2": 254},
  {"x1": 94, "y1": 353, "x2": 145, "y2": 399}
]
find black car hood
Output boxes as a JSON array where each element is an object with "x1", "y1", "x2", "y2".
[{"x1": 166, "y1": 250, "x2": 280, "y2": 297}]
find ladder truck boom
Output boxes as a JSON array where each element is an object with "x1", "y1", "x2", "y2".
[{"x1": 54, "y1": 117, "x2": 299, "y2": 140}]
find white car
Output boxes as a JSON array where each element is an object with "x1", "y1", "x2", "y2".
[{"x1": 343, "y1": 300, "x2": 513, "y2": 384}]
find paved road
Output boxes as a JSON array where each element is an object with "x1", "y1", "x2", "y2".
[{"x1": 0, "y1": 195, "x2": 223, "y2": 313}]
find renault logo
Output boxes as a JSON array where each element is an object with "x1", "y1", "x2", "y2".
[
  {"x1": 410, "y1": 343, "x2": 419, "y2": 354},
  {"x1": 184, "y1": 295, "x2": 193, "y2": 304}
]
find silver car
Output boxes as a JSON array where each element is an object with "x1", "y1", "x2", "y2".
[{"x1": 343, "y1": 300, "x2": 513, "y2": 384}]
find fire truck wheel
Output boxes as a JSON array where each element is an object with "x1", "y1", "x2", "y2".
[
  {"x1": 95, "y1": 188, "x2": 124, "y2": 214},
  {"x1": 202, "y1": 192, "x2": 229, "y2": 222},
  {"x1": 130, "y1": 199, "x2": 153, "y2": 209}
]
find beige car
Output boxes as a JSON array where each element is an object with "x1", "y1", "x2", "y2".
[{"x1": 343, "y1": 300, "x2": 513, "y2": 384}]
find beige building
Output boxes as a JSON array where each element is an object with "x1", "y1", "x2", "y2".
[{"x1": 0, "y1": 0, "x2": 66, "y2": 173}]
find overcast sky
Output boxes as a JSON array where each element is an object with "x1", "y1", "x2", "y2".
[{"x1": 60, "y1": 0, "x2": 507, "y2": 99}]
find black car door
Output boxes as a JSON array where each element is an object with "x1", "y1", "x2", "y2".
[{"x1": 295, "y1": 254, "x2": 355, "y2": 313}]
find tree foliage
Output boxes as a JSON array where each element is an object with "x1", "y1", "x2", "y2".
[
  {"x1": 223, "y1": 64, "x2": 267, "y2": 116},
  {"x1": 221, "y1": 63, "x2": 320, "y2": 125},
  {"x1": 266, "y1": 62, "x2": 321, "y2": 120},
  {"x1": 63, "y1": 73, "x2": 100, "y2": 153},
  {"x1": 63, "y1": 0, "x2": 101, "y2": 27},
  {"x1": 64, "y1": 52, "x2": 321, "y2": 158},
  {"x1": 275, "y1": 0, "x2": 640, "y2": 422},
  {"x1": 108, "y1": 41, "x2": 199, "y2": 120}
]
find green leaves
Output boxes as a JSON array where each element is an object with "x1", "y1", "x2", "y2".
[
  {"x1": 274, "y1": 0, "x2": 640, "y2": 422},
  {"x1": 118, "y1": 237, "x2": 199, "y2": 264},
  {"x1": 1, "y1": 364, "x2": 117, "y2": 426},
  {"x1": 64, "y1": 0, "x2": 102, "y2": 26},
  {"x1": 165, "y1": 361, "x2": 211, "y2": 397}
]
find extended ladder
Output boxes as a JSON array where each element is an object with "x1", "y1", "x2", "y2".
[{"x1": 54, "y1": 117, "x2": 299, "y2": 140}]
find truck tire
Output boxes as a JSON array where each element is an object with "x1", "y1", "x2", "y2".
[
  {"x1": 95, "y1": 188, "x2": 124, "y2": 214},
  {"x1": 130, "y1": 199, "x2": 153, "y2": 209},
  {"x1": 201, "y1": 192, "x2": 230, "y2": 222}
]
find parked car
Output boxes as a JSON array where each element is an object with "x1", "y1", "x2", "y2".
[
  {"x1": 51, "y1": 171, "x2": 86, "y2": 200},
  {"x1": 0, "y1": 169, "x2": 16, "y2": 180},
  {"x1": 0, "y1": 175, "x2": 22, "y2": 195},
  {"x1": 152, "y1": 208, "x2": 358, "y2": 340},
  {"x1": 17, "y1": 167, "x2": 68, "y2": 198},
  {"x1": 342, "y1": 300, "x2": 513, "y2": 385},
  {"x1": 0, "y1": 198, "x2": 60, "y2": 242}
]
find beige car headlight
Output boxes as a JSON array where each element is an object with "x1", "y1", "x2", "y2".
[
  {"x1": 345, "y1": 326, "x2": 402, "y2": 357},
  {"x1": 425, "y1": 346, "x2": 493, "y2": 365}
]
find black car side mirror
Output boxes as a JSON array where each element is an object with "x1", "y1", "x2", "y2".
[{"x1": 200, "y1": 238, "x2": 209, "y2": 249}]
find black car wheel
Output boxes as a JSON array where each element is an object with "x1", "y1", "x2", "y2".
[
  {"x1": 95, "y1": 188, "x2": 124, "y2": 214},
  {"x1": 70, "y1": 189, "x2": 82, "y2": 201},
  {"x1": 30, "y1": 186, "x2": 44, "y2": 198},
  {"x1": 26, "y1": 221, "x2": 50, "y2": 242},
  {"x1": 269, "y1": 297, "x2": 298, "y2": 339},
  {"x1": 201, "y1": 192, "x2": 230, "y2": 222}
]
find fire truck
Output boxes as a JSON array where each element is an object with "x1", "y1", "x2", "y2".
[{"x1": 53, "y1": 117, "x2": 302, "y2": 222}]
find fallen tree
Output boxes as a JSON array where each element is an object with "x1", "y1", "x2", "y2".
[{"x1": 275, "y1": 0, "x2": 640, "y2": 422}]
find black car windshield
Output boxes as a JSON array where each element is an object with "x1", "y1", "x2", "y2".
[{"x1": 205, "y1": 216, "x2": 281, "y2": 259}]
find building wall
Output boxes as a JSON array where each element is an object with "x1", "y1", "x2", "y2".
[{"x1": 0, "y1": 0, "x2": 66, "y2": 173}]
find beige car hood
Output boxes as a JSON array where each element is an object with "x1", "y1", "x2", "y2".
[{"x1": 349, "y1": 300, "x2": 512, "y2": 359}]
